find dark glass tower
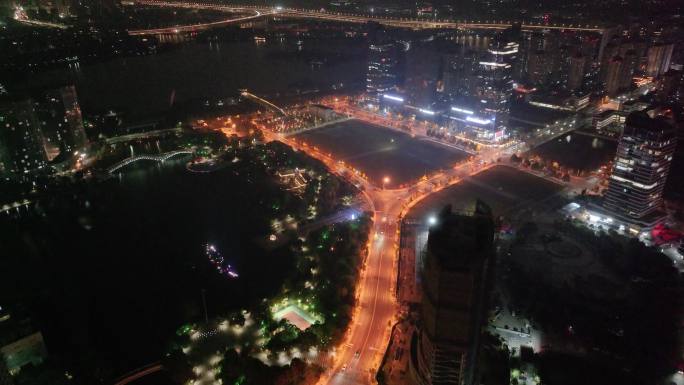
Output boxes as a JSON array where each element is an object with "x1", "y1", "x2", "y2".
[{"x1": 411, "y1": 203, "x2": 494, "y2": 385}]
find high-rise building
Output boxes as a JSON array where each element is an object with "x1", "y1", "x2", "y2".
[
  {"x1": 445, "y1": 31, "x2": 517, "y2": 143},
  {"x1": 527, "y1": 50, "x2": 550, "y2": 86},
  {"x1": 604, "y1": 56, "x2": 623, "y2": 97},
  {"x1": 440, "y1": 47, "x2": 478, "y2": 101},
  {"x1": 410, "y1": 203, "x2": 494, "y2": 385},
  {"x1": 645, "y1": 43, "x2": 674, "y2": 78},
  {"x1": 366, "y1": 42, "x2": 401, "y2": 101},
  {"x1": 619, "y1": 49, "x2": 638, "y2": 90},
  {"x1": 0, "y1": 99, "x2": 48, "y2": 179},
  {"x1": 474, "y1": 35, "x2": 517, "y2": 137},
  {"x1": 603, "y1": 112, "x2": 677, "y2": 227},
  {"x1": 35, "y1": 86, "x2": 87, "y2": 160},
  {"x1": 567, "y1": 54, "x2": 586, "y2": 91},
  {"x1": 656, "y1": 70, "x2": 684, "y2": 103}
]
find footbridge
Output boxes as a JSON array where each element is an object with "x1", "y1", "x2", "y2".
[{"x1": 107, "y1": 150, "x2": 193, "y2": 173}]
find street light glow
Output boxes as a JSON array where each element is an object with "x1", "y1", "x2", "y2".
[{"x1": 428, "y1": 216, "x2": 437, "y2": 226}]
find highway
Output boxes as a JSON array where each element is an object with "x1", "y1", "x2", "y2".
[{"x1": 131, "y1": 0, "x2": 606, "y2": 34}]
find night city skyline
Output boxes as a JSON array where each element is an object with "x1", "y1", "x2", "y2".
[{"x1": 1, "y1": 1, "x2": 683, "y2": 385}]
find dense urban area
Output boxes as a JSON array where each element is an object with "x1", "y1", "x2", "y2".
[{"x1": 0, "y1": 1, "x2": 683, "y2": 385}]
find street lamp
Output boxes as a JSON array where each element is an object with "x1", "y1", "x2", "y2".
[
  {"x1": 428, "y1": 215, "x2": 437, "y2": 226},
  {"x1": 382, "y1": 176, "x2": 390, "y2": 190}
]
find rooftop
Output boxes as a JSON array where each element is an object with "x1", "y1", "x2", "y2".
[{"x1": 426, "y1": 202, "x2": 494, "y2": 271}]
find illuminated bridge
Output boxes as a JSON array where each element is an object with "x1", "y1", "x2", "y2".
[
  {"x1": 107, "y1": 150, "x2": 193, "y2": 173},
  {"x1": 132, "y1": 0, "x2": 606, "y2": 34},
  {"x1": 127, "y1": 4, "x2": 273, "y2": 35}
]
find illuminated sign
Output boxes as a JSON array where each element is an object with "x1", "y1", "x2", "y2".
[
  {"x1": 466, "y1": 116, "x2": 492, "y2": 125},
  {"x1": 479, "y1": 62, "x2": 510, "y2": 67},
  {"x1": 489, "y1": 49, "x2": 518, "y2": 55},
  {"x1": 383, "y1": 94, "x2": 404, "y2": 102},
  {"x1": 419, "y1": 108, "x2": 435, "y2": 115},
  {"x1": 450, "y1": 106, "x2": 474, "y2": 115}
]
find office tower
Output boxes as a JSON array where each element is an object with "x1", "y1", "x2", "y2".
[
  {"x1": 645, "y1": 43, "x2": 674, "y2": 78},
  {"x1": 446, "y1": 30, "x2": 517, "y2": 143},
  {"x1": 0, "y1": 99, "x2": 47, "y2": 179},
  {"x1": 411, "y1": 203, "x2": 494, "y2": 385},
  {"x1": 474, "y1": 33, "x2": 517, "y2": 138},
  {"x1": 604, "y1": 56, "x2": 623, "y2": 97},
  {"x1": 59, "y1": 86, "x2": 87, "y2": 152},
  {"x1": 603, "y1": 112, "x2": 677, "y2": 227},
  {"x1": 366, "y1": 41, "x2": 400, "y2": 101},
  {"x1": 567, "y1": 54, "x2": 586, "y2": 91}
]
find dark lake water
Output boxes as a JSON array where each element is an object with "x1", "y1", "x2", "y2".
[{"x1": 11, "y1": 37, "x2": 367, "y2": 121}]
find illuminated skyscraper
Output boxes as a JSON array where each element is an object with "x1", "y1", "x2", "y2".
[
  {"x1": 366, "y1": 42, "x2": 400, "y2": 101},
  {"x1": 603, "y1": 112, "x2": 677, "y2": 227},
  {"x1": 411, "y1": 203, "x2": 494, "y2": 385},
  {"x1": 474, "y1": 35, "x2": 518, "y2": 138},
  {"x1": 445, "y1": 31, "x2": 517, "y2": 143}
]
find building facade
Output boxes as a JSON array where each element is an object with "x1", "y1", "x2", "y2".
[{"x1": 603, "y1": 112, "x2": 677, "y2": 227}]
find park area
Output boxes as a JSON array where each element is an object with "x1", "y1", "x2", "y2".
[
  {"x1": 293, "y1": 120, "x2": 470, "y2": 188},
  {"x1": 528, "y1": 132, "x2": 618, "y2": 173}
]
